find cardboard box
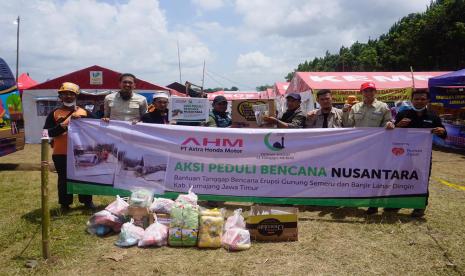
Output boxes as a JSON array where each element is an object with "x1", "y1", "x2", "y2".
[
  {"x1": 246, "y1": 206, "x2": 298, "y2": 242},
  {"x1": 128, "y1": 206, "x2": 154, "y2": 229},
  {"x1": 155, "y1": 213, "x2": 171, "y2": 227},
  {"x1": 231, "y1": 99, "x2": 276, "y2": 128}
]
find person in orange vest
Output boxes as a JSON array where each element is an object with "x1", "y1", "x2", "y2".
[{"x1": 43, "y1": 82, "x2": 95, "y2": 211}]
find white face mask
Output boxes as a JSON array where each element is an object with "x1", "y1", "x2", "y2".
[
  {"x1": 411, "y1": 106, "x2": 426, "y2": 112},
  {"x1": 63, "y1": 100, "x2": 76, "y2": 107}
]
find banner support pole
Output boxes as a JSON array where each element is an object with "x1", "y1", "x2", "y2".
[{"x1": 40, "y1": 138, "x2": 50, "y2": 259}]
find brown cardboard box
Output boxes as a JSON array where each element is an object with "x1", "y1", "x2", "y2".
[
  {"x1": 246, "y1": 206, "x2": 298, "y2": 242},
  {"x1": 155, "y1": 213, "x2": 171, "y2": 227},
  {"x1": 231, "y1": 99, "x2": 276, "y2": 128},
  {"x1": 128, "y1": 206, "x2": 154, "y2": 229}
]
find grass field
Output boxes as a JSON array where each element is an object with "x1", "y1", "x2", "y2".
[{"x1": 0, "y1": 144, "x2": 464, "y2": 275}]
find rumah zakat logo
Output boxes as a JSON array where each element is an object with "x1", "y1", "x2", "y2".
[
  {"x1": 391, "y1": 147, "x2": 405, "y2": 156},
  {"x1": 264, "y1": 133, "x2": 285, "y2": 152}
]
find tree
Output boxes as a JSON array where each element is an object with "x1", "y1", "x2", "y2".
[
  {"x1": 285, "y1": 0, "x2": 465, "y2": 79},
  {"x1": 256, "y1": 84, "x2": 273, "y2": 91}
]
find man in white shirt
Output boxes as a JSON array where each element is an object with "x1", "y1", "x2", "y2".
[{"x1": 102, "y1": 73, "x2": 147, "y2": 122}]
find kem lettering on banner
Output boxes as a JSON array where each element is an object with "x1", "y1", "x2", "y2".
[
  {"x1": 342, "y1": 75, "x2": 371, "y2": 82},
  {"x1": 309, "y1": 76, "x2": 342, "y2": 82},
  {"x1": 373, "y1": 75, "x2": 411, "y2": 82}
]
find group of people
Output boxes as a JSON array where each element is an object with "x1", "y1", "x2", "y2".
[
  {"x1": 263, "y1": 81, "x2": 446, "y2": 217},
  {"x1": 44, "y1": 74, "x2": 446, "y2": 218}
]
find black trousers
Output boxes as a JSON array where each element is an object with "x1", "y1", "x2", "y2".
[{"x1": 52, "y1": 154, "x2": 92, "y2": 206}]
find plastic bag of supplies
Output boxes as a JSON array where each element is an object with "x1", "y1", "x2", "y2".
[
  {"x1": 198, "y1": 208, "x2": 224, "y2": 248},
  {"x1": 222, "y1": 209, "x2": 251, "y2": 251},
  {"x1": 105, "y1": 195, "x2": 129, "y2": 216},
  {"x1": 138, "y1": 215, "x2": 169, "y2": 247},
  {"x1": 87, "y1": 210, "x2": 123, "y2": 235},
  {"x1": 115, "y1": 219, "x2": 145, "y2": 247},
  {"x1": 149, "y1": 197, "x2": 175, "y2": 214}
]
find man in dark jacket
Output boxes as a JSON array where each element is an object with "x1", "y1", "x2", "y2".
[
  {"x1": 264, "y1": 93, "x2": 306, "y2": 128},
  {"x1": 206, "y1": 95, "x2": 232, "y2": 128},
  {"x1": 391, "y1": 90, "x2": 447, "y2": 217},
  {"x1": 141, "y1": 92, "x2": 170, "y2": 124}
]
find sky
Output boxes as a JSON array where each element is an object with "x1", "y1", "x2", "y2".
[{"x1": 0, "y1": 0, "x2": 431, "y2": 90}]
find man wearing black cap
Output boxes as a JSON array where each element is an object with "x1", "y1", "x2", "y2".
[
  {"x1": 206, "y1": 95, "x2": 232, "y2": 127},
  {"x1": 264, "y1": 93, "x2": 306, "y2": 128}
]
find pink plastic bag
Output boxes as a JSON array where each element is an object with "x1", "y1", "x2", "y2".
[
  {"x1": 175, "y1": 186, "x2": 198, "y2": 206},
  {"x1": 224, "y1": 208, "x2": 246, "y2": 230},
  {"x1": 138, "y1": 216, "x2": 169, "y2": 247},
  {"x1": 87, "y1": 210, "x2": 123, "y2": 234},
  {"x1": 105, "y1": 195, "x2": 129, "y2": 216},
  {"x1": 222, "y1": 209, "x2": 251, "y2": 251}
]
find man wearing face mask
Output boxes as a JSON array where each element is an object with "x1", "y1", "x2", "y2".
[
  {"x1": 140, "y1": 92, "x2": 170, "y2": 124},
  {"x1": 102, "y1": 73, "x2": 147, "y2": 122},
  {"x1": 43, "y1": 82, "x2": 95, "y2": 211},
  {"x1": 391, "y1": 90, "x2": 446, "y2": 218}
]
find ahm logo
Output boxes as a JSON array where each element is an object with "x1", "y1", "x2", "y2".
[
  {"x1": 264, "y1": 133, "x2": 285, "y2": 152},
  {"x1": 181, "y1": 137, "x2": 243, "y2": 147}
]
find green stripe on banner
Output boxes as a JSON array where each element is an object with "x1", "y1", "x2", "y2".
[{"x1": 68, "y1": 182, "x2": 426, "y2": 208}]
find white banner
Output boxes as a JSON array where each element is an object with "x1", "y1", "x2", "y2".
[{"x1": 67, "y1": 119, "x2": 433, "y2": 200}]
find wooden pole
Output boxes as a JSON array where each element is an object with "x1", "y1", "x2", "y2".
[{"x1": 40, "y1": 138, "x2": 50, "y2": 259}]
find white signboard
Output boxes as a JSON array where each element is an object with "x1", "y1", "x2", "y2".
[
  {"x1": 90, "y1": 71, "x2": 103, "y2": 85},
  {"x1": 168, "y1": 97, "x2": 209, "y2": 122}
]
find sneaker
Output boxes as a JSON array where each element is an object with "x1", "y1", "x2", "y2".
[
  {"x1": 411, "y1": 209, "x2": 425, "y2": 218},
  {"x1": 366, "y1": 207, "x2": 378, "y2": 215},
  {"x1": 384, "y1": 208, "x2": 400, "y2": 213}
]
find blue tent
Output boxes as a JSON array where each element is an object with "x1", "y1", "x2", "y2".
[{"x1": 428, "y1": 69, "x2": 465, "y2": 108}]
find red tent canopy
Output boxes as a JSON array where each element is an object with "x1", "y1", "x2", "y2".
[
  {"x1": 264, "y1": 88, "x2": 273, "y2": 99},
  {"x1": 287, "y1": 72, "x2": 448, "y2": 93},
  {"x1": 30, "y1": 65, "x2": 171, "y2": 91},
  {"x1": 17, "y1": 73, "x2": 38, "y2": 90},
  {"x1": 272, "y1": 82, "x2": 289, "y2": 97}
]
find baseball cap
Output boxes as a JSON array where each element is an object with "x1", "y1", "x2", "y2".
[
  {"x1": 58, "y1": 82, "x2": 80, "y2": 94},
  {"x1": 286, "y1": 93, "x2": 301, "y2": 101},
  {"x1": 213, "y1": 95, "x2": 228, "y2": 104},
  {"x1": 360, "y1": 82, "x2": 376, "y2": 91}
]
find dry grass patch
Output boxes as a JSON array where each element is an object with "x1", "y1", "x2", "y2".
[{"x1": 0, "y1": 146, "x2": 464, "y2": 275}]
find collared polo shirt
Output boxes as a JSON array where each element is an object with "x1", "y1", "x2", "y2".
[{"x1": 104, "y1": 91, "x2": 147, "y2": 121}]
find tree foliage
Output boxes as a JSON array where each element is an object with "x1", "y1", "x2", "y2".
[
  {"x1": 256, "y1": 84, "x2": 273, "y2": 91},
  {"x1": 204, "y1": 86, "x2": 239, "y2": 92},
  {"x1": 285, "y1": 0, "x2": 465, "y2": 81}
]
